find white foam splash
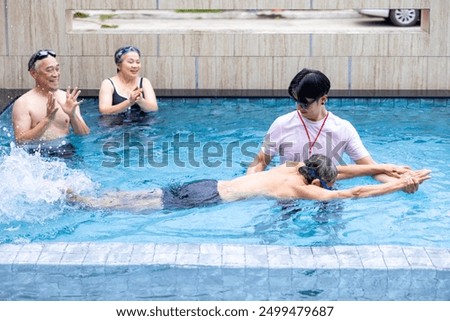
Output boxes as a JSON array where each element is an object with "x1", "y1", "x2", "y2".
[{"x1": 0, "y1": 146, "x2": 96, "y2": 223}]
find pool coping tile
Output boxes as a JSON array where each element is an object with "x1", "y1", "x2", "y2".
[
  {"x1": 1, "y1": 243, "x2": 449, "y2": 272},
  {"x1": 129, "y1": 243, "x2": 155, "y2": 265},
  {"x1": 425, "y1": 248, "x2": 450, "y2": 269},
  {"x1": 1, "y1": 242, "x2": 450, "y2": 300}
]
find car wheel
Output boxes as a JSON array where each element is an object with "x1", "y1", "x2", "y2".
[{"x1": 389, "y1": 9, "x2": 420, "y2": 26}]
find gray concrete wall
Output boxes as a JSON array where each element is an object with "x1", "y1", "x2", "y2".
[{"x1": 0, "y1": 0, "x2": 448, "y2": 107}]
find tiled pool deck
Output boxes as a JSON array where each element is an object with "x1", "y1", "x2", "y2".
[{"x1": 1, "y1": 243, "x2": 449, "y2": 300}]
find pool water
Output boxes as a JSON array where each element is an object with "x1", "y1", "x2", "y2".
[{"x1": 0, "y1": 97, "x2": 449, "y2": 247}]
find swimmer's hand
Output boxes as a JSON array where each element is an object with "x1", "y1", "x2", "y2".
[
  {"x1": 401, "y1": 169, "x2": 431, "y2": 193},
  {"x1": 46, "y1": 92, "x2": 59, "y2": 121},
  {"x1": 129, "y1": 86, "x2": 143, "y2": 104},
  {"x1": 59, "y1": 86, "x2": 82, "y2": 116}
]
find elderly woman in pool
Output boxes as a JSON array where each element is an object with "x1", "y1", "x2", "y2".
[
  {"x1": 71, "y1": 154, "x2": 431, "y2": 212},
  {"x1": 98, "y1": 45, "x2": 158, "y2": 115}
]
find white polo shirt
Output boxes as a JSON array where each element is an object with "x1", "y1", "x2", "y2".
[{"x1": 261, "y1": 111, "x2": 370, "y2": 165}]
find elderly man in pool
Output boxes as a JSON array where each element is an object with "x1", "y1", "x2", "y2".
[
  {"x1": 12, "y1": 49, "x2": 90, "y2": 144},
  {"x1": 70, "y1": 154, "x2": 431, "y2": 212}
]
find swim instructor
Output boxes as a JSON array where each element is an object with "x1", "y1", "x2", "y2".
[{"x1": 12, "y1": 49, "x2": 90, "y2": 144}]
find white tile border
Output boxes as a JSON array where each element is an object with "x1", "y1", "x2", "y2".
[
  {"x1": 1, "y1": 242, "x2": 449, "y2": 271},
  {"x1": 1, "y1": 242, "x2": 449, "y2": 300}
]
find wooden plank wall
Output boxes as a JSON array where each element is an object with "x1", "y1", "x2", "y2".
[{"x1": 1, "y1": 0, "x2": 447, "y2": 98}]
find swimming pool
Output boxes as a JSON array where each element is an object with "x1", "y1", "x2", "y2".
[
  {"x1": 0, "y1": 97, "x2": 449, "y2": 300},
  {"x1": 1, "y1": 97, "x2": 449, "y2": 247}
]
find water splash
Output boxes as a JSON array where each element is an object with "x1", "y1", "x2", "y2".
[{"x1": 0, "y1": 145, "x2": 96, "y2": 223}]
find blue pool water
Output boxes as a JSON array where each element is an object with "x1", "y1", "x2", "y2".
[{"x1": 0, "y1": 97, "x2": 449, "y2": 247}]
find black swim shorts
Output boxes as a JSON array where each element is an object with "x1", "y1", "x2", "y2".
[
  {"x1": 162, "y1": 179, "x2": 222, "y2": 210},
  {"x1": 24, "y1": 142, "x2": 76, "y2": 158}
]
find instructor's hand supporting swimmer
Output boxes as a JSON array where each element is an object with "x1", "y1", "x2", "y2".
[{"x1": 401, "y1": 169, "x2": 431, "y2": 190}]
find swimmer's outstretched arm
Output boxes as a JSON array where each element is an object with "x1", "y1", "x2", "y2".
[
  {"x1": 298, "y1": 169, "x2": 431, "y2": 201},
  {"x1": 67, "y1": 189, "x2": 164, "y2": 211}
]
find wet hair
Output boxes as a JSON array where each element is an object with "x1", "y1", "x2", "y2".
[
  {"x1": 288, "y1": 68, "x2": 331, "y2": 104},
  {"x1": 114, "y1": 45, "x2": 141, "y2": 65},
  {"x1": 298, "y1": 154, "x2": 337, "y2": 185}
]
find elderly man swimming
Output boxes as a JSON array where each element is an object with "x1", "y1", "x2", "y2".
[{"x1": 70, "y1": 154, "x2": 431, "y2": 212}]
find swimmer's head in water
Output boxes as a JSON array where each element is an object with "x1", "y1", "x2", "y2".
[
  {"x1": 114, "y1": 46, "x2": 141, "y2": 64},
  {"x1": 298, "y1": 154, "x2": 337, "y2": 190}
]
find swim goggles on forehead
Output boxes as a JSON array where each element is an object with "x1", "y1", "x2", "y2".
[
  {"x1": 28, "y1": 50, "x2": 56, "y2": 71},
  {"x1": 114, "y1": 46, "x2": 141, "y2": 64}
]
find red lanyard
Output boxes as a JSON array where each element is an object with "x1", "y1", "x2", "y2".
[{"x1": 297, "y1": 110, "x2": 329, "y2": 156}]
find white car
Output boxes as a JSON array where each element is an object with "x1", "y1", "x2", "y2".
[{"x1": 357, "y1": 9, "x2": 420, "y2": 27}]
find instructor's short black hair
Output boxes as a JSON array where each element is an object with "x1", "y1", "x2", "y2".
[{"x1": 288, "y1": 68, "x2": 331, "y2": 103}]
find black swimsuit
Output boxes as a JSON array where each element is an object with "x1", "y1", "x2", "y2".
[
  {"x1": 162, "y1": 179, "x2": 223, "y2": 210},
  {"x1": 109, "y1": 77, "x2": 144, "y2": 110},
  {"x1": 100, "y1": 78, "x2": 150, "y2": 125},
  {"x1": 21, "y1": 138, "x2": 76, "y2": 158}
]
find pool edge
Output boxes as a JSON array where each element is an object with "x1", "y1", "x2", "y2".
[{"x1": 1, "y1": 242, "x2": 449, "y2": 300}]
